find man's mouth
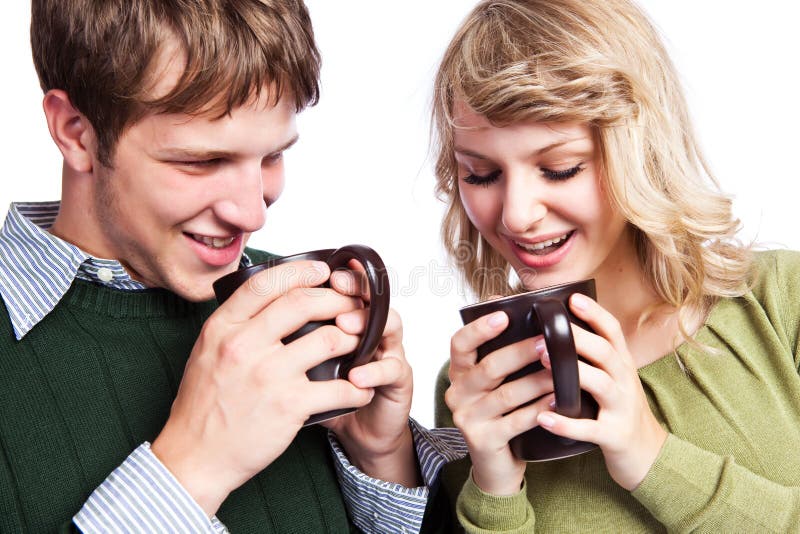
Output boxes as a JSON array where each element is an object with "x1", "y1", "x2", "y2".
[
  {"x1": 514, "y1": 230, "x2": 574, "y2": 256},
  {"x1": 187, "y1": 233, "x2": 237, "y2": 249}
]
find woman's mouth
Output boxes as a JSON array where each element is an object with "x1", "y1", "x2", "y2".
[
  {"x1": 514, "y1": 230, "x2": 574, "y2": 256},
  {"x1": 509, "y1": 230, "x2": 576, "y2": 269}
]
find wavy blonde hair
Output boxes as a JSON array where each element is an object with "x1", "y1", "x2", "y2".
[{"x1": 433, "y1": 0, "x2": 751, "y2": 322}]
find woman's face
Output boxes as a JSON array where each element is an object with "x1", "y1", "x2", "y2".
[{"x1": 453, "y1": 103, "x2": 633, "y2": 291}]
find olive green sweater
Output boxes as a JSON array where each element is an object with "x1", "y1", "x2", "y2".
[
  {"x1": 436, "y1": 249, "x2": 800, "y2": 533},
  {"x1": 0, "y1": 249, "x2": 361, "y2": 533}
]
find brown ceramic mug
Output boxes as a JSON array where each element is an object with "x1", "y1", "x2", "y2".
[
  {"x1": 213, "y1": 244, "x2": 390, "y2": 426},
  {"x1": 459, "y1": 279, "x2": 599, "y2": 461}
]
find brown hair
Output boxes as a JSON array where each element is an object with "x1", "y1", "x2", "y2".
[
  {"x1": 433, "y1": 0, "x2": 751, "y2": 323},
  {"x1": 31, "y1": 0, "x2": 320, "y2": 166}
]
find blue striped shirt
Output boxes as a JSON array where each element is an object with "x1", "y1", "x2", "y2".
[{"x1": 0, "y1": 201, "x2": 467, "y2": 534}]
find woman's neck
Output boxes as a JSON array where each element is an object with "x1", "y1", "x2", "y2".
[{"x1": 593, "y1": 237, "x2": 701, "y2": 368}]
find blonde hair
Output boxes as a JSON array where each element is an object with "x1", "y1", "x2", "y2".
[{"x1": 433, "y1": 0, "x2": 751, "y2": 321}]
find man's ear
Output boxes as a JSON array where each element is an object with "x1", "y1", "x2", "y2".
[{"x1": 42, "y1": 89, "x2": 96, "y2": 173}]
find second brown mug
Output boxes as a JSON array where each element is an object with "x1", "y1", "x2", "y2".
[{"x1": 459, "y1": 279, "x2": 599, "y2": 461}]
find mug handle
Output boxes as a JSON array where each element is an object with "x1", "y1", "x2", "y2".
[
  {"x1": 531, "y1": 298, "x2": 581, "y2": 418},
  {"x1": 326, "y1": 245, "x2": 391, "y2": 377}
]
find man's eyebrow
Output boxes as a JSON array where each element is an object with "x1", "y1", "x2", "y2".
[
  {"x1": 453, "y1": 138, "x2": 589, "y2": 160},
  {"x1": 161, "y1": 134, "x2": 300, "y2": 160}
]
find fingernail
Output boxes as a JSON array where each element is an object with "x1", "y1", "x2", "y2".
[
  {"x1": 549, "y1": 399, "x2": 557, "y2": 409},
  {"x1": 538, "y1": 413, "x2": 555, "y2": 428},
  {"x1": 487, "y1": 312, "x2": 506, "y2": 328},
  {"x1": 571, "y1": 293, "x2": 589, "y2": 311},
  {"x1": 535, "y1": 338, "x2": 546, "y2": 356}
]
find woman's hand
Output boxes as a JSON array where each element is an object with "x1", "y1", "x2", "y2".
[
  {"x1": 536, "y1": 293, "x2": 668, "y2": 490},
  {"x1": 446, "y1": 310, "x2": 556, "y2": 495}
]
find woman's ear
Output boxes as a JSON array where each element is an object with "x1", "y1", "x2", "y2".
[{"x1": 42, "y1": 89, "x2": 96, "y2": 173}]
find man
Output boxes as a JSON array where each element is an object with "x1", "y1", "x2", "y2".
[{"x1": 0, "y1": 1, "x2": 463, "y2": 532}]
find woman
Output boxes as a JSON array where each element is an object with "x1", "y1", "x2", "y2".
[{"x1": 432, "y1": 0, "x2": 800, "y2": 531}]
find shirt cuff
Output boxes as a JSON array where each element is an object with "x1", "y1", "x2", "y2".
[
  {"x1": 329, "y1": 418, "x2": 467, "y2": 534},
  {"x1": 73, "y1": 442, "x2": 228, "y2": 534}
]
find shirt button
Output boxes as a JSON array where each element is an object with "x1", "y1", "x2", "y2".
[
  {"x1": 97, "y1": 267, "x2": 114, "y2": 282},
  {"x1": 373, "y1": 512, "x2": 379, "y2": 520}
]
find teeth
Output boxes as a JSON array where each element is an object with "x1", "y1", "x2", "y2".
[
  {"x1": 516, "y1": 232, "x2": 571, "y2": 252},
  {"x1": 193, "y1": 234, "x2": 236, "y2": 249}
]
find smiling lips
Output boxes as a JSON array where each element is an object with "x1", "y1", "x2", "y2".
[
  {"x1": 189, "y1": 233, "x2": 237, "y2": 249},
  {"x1": 514, "y1": 230, "x2": 574, "y2": 256},
  {"x1": 185, "y1": 232, "x2": 243, "y2": 267}
]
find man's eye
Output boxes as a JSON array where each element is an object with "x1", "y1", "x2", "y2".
[
  {"x1": 463, "y1": 169, "x2": 501, "y2": 187},
  {"x1": 263, "y1": 152, "x2": 283, "y2": 165},
  {"x1": 176, "y1": 159, "x2": 222, "y2": 168},
  {"x1": 541, "y1": 164, "x2": 583, "y2": 181}
]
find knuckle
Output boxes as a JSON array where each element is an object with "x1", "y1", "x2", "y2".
[
  {"x1": 217, "y1": 333, "x2": 248, "y2": 366},
  {"x1": 451, "y1": 409, "x2": 468, "y2": 431},
  {"x1": 492, "y1": 383, "x2": 516, "y2": 410},
  {"x1": 479, "y1": 356, "x2": 506, "y2": 383},
  {"x1": 317, "y1": 325, "x2": 346, "y2": 355},
  {"x1": 388, "y1": 309, "x2": 403, "y2": 335},
  {"x1": 444, "y1": 386, "x2": 461, "y2": 412},
  {"x1": 449, "y1": 335, "x2": 466, "y2": 356},
  {"x1": 285, "y1": 286, "x2": 311, "y2": 309}
]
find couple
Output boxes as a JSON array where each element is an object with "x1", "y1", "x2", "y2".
[{"x1": 2, "y1": 1, "x2": 799, "y2": 533}]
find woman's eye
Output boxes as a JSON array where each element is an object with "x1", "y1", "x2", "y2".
[
  {"x1": 463, "y1": 169, "x2": 501, "y2": 187},
  {"x1": 541, "y1": 164, "x2": 583, "y2": 181}
]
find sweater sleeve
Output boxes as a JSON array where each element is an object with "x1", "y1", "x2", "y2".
[
  {"x1": 435, "y1": 360, "x2": 537, "y2": 533},
  {"x1": 632, "y1": 433, "x2": 800, "y2": 532},
  {"x1": 457, "y1": 474, "x2": 534, "y2": 533}
]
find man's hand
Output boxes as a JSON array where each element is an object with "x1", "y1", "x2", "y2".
[
  {"x1": 151, "y1": 260, "x2": 377, "y2": 515},
  {"x1": 323, "y1": 268, "x2": 420, "y2": 488}
]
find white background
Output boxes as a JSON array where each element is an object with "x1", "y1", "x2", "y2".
[{"x1": 1, "y1": 1, "x2": 799, "y2": 427}]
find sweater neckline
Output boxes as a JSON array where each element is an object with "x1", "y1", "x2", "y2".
[{"x1": 64, "y1": 278, "x2": 218, "y2": 319}]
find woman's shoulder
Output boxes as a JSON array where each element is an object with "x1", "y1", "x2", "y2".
[{"x1": 750, "y1": 248, "x2": 800, "y2": 294}]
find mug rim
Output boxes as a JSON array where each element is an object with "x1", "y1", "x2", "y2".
[
  {"x1": 459, "y1": 278, "x2": 595, "y2": 312},
  {"x1": 216, "y1": 248, "x2": 337, "y2": 284}
]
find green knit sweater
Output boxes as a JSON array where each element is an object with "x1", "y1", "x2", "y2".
[
  {"x1": 436, "y1": 249, "x2": 800, "y2": 533},
  {"x1": 0, "y1": 249, "x2": 359, "y2": 533}
]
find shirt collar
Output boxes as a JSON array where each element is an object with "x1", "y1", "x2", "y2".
[{"x1": 0, "y1": 201, "x2": 251, "y2": 340}]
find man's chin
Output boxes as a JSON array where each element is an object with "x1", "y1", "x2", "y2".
[{"x1": 164, "y1": 276, "x2": 220, "y2": 303}]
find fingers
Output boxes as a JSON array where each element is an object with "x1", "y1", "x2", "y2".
[
  {"x1": 347, "y1": 355, "x2": 406, "y2": 389},
  {"x1": 304, "y1": 378, "x2": 376, "y2": 414},
  {"x1": 337, "y1": 307, "x2": 403, "y2": 347},
  {"x1": 330, "y1": 263, "x2": 375, "y2": 303},
  {"x1": 537, "y1": 409, "x2": 597, "y2": 444},
  {"x1": 218, "y1": 260, "x2": 330, "y2": 322},
  {"x1": 570, "y1": 293, "x2": 627, "y2": 353},
  {"x1": 450, "y1": 312, "x2": 509, "y2": 371},
  {"x1": 460, "y1": 370, "x2": 554, "y2": 422},
  {"x1": 280, "y1": 324, "x2": 361, "y2": 373},
  {"x1": 255, "y1": 287, "x2": 362, "y2": 343},
  {"x1": 455, "y1": 336, "x2": 545, "y2": 396}
]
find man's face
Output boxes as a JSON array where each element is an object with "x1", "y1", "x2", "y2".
[{"x1": 85, "y1": 94, "x2": 297, "y2": 301}]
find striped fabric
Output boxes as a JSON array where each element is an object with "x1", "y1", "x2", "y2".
[
  {"x1": 1, "y1": 201, "x2": 469, "y2": 534},
  {"x1": 73, "y1": 444, "x2": 228, "y2": 534},
  {"x1": 330, "y1": 421, "x2": 468, "y2": 534}
]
